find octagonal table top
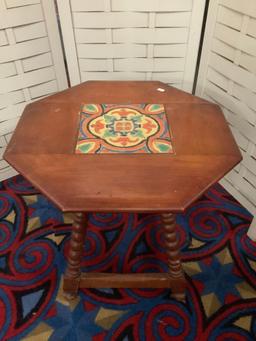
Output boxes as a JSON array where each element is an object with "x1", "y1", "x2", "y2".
[{"x1": 4, "y1": 81, "x2": 242, "y2": 212}]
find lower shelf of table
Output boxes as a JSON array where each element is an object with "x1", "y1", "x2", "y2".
[
  {"x1": 63, "y1": 272, "x2": 186, "y2": 301},
  {"x1": 64, "y1": 272, "x2": 185, "y2": 288},
  {"x1": 83, "y1": 272, "x2": 184, "y2": 288}
]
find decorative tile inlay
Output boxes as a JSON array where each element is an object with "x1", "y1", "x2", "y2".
[{"x1": 75, "y1": 104, "x2": 174, "y2": 154}]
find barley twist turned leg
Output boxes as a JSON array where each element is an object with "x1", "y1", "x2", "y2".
[
  {"x1": 161, "y1": 213, "x2": 186, "y2": 301},
  {"x1": 63, "y1": 212, "x2": 87, "y2": 299}
]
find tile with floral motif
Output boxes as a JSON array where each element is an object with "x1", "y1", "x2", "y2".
[{"x1": 75, "y1": 104, "x2": 174, "y2": 154}]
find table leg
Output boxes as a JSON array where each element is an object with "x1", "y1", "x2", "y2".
[
  {"x1": 161, "y1": 212, "x2": 186, "y2": 301},
  {"x1": 63, "y1": 212, "x2": 87, "y2": 299}
]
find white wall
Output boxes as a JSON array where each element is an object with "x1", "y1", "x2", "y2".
[
  {"x1": 0, "y1": 0, "x2": 68, "y2": 180},
  {"x1": 57, "y1": 0, "x2": 205, "y2": 92},
  {"x1": 196, "y1": 0, "x2": 256, "y2": 237}
]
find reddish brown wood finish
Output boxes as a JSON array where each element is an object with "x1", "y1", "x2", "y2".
[
  {"x1": 79, "y1": 273, "x2": 178, "y2": 288},
  {"x1": 4, "y1": 81, "x2": 241, "y2": 213},
  {"x1": 63, "y1": 212, "x2": 87, "y2": 298},
  {"x1": 162, "y1": 213, "x2": 186, "y2": 300},
  {"x1": 3, "y1": 81, "x2": 242, "y2": 300},
  {"x1": 162, "y1": 213, "x2": 183, "y2": 278}
]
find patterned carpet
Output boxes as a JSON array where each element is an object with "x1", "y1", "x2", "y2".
[{"x1": 0, "y1": 175, "x2": 255, "y2": 340}]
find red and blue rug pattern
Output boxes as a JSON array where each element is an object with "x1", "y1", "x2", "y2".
[{"x1": 0, "y1": 175, "x2": 255, "y2": 340}]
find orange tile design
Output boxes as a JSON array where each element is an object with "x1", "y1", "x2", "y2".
[{"x1": 75, "y1": 104, "x2": 173, "y2": 154}]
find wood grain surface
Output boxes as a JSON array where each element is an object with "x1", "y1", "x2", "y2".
[{"x1": 4, "y1": 81, "x2": 242, "y2": 212}]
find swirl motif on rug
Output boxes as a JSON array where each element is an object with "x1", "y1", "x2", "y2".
[{"x1": 0, "y1": 176, "x2": 255, "y2": 341}]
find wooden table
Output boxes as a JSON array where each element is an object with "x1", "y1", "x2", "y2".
[{"x1": 4, "y1": 81, "x2": 242, "y2": 301}]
